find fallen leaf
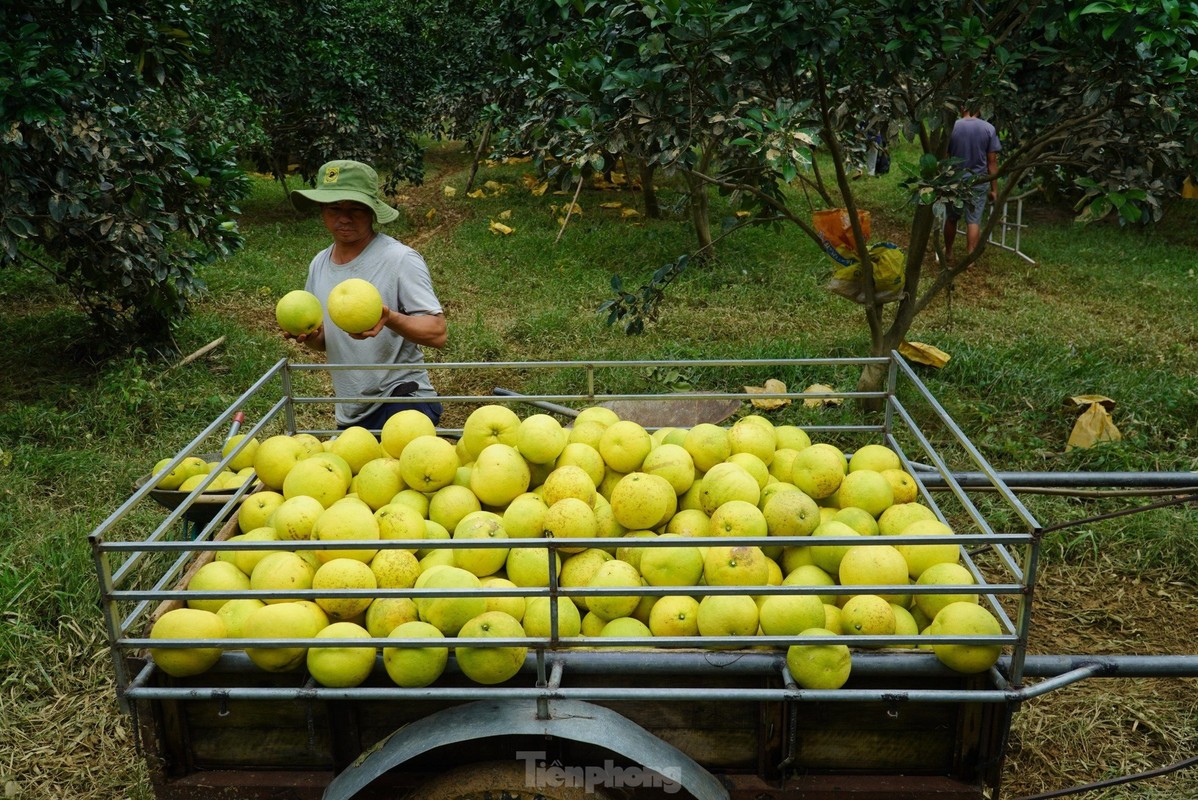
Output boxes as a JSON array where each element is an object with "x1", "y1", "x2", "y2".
[
  {"x1": 1064, "y1": 394, "x2": 1116, "y2": 411},
  {"x1": 467, "y1": 189, "x2": 486, "y2": 199},
  {"x1": 745, "y1": 378, "x2": 791, "y2": 410},
  {"x1": 600, "y1": 201, "x2": 623, "y2": 209},
  {"x1": 620, "y1": 207, "x2": 640, "y2": 218},
  {"x1": 425, "y1": 208, "x2": 436, "y2": 222},
  {"x1": 802, "y1": 383, "x2": 842, "y2": 408},
  {"x1": 488, "y1": 221, "x2": 514, "y2": 235},
  {"x1": 442, "y1": 186, "x2": 456, "y2": 197},
  {"x1": 498, "y1": 209, "x2": 512, "y2": 219},
  {"x1": 735, "y1": 210, "x2": 752, "y2": 218},
  {"x1": 899, "y1": 340, "x2": 951, "y2": 368}
]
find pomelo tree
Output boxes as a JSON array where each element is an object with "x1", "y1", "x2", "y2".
[
  {"x1": 496, "y1": 1, "x2": 1198, "y2": 392},
  {"x1": 1, "y1": 0, "x2": 251, "y2": 348}
]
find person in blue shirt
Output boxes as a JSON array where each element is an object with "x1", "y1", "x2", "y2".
[{"x1": 943, "y1": 110, "x2": 1001, "y2": 263}]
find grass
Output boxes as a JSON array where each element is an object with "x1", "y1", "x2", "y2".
[{"x1": 1, "y1": 140, "x2": 1196, "y2": 798}]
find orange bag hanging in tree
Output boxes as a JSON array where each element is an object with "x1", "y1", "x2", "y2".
[{"x1": 813, "y1": 208, "x2": 871, "y2": 253}]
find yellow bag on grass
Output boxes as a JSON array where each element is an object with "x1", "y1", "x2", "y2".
[{"x1": 814, "y1": 208, "x2": 906, "y2": 304}]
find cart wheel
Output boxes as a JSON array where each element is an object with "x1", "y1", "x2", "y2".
[{"x1": 407, "y1": 759, "x2": 623, "y2": 800}]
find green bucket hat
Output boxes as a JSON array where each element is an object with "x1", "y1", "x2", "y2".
[{"x1": 290, "y1": 160, "x2": 399, "y2": 224}]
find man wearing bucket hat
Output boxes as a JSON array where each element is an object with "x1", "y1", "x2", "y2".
[{"x1": 287, "y1": 159, "x2": 447, "y2": 429}]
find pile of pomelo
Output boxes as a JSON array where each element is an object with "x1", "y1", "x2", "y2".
[{"x1": 147, "y1": 404, "x2": 1004, "y2": 690}]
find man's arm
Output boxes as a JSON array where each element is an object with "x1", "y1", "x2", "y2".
[{"x1": 357, "y1": 308, "x2": 447, "y2": 348}]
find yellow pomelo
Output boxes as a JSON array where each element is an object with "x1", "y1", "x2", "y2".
[
  {"x1": 913, "y1": 561, "x2": 978, "y2": 619},
  {"x1": 452, "y1": 510, "x2": 509, "y2": 578},
  {"x1": 249, "y1": 551, "x2": 316, "y2": 603},
  {"x1": 848, "y1": 444, "x2": 902, "y2": 473},
  {"x1": 780, "y1": 545, "x2": 814, "y2": 574},
  {"x1": 312, "y1": 558, "x2": 377, "y2": 621},
  {"x1": 382, "y1": 620, "x2": 448, "y2": 687},
  {"x1": 837, "y1": 545, "x2": 910, "y2": 604},
  {"x1": 683, "y1": 423, "x2": 732, "y2": 473},
  {"x1": 609, "y1": 472, "x2": 674, "y2": 531},
  {"x1": 306, "y1": 622, "x2": 376, "y2": 687},
  {"x1": 390, "y1": 487, "x2": 431, "y2": 518},
  {"x1": 239, "y1": 491, "x2": 285, "y2": 537},
  {"x1": 699, "y1": 462, "x2": 760, "y2": 515},
  {"x1": 575, "y1": 405, "x2": 620, "y2": 428},
  {"x1": 470, "y1": 443, "x2": 531, "y2": 507},
  {"x1": 542, "y1": 497, "x2": 598, "y2": 555},
  {"x1": 708, "y1": 499, "x2": 768, "y2": 539},
  {"x1": 559, "y1": 549, "x2": 614, "y2": 611},
  {"x1": 786, "y1": 628, "x2": 851, "y2": 689},
  {"x1": 895, "y1": 519, "x2": 959, "y2": 579},
  {"x1": 291, "y1": 433, "x2": 324, "y2": 458},
  {"x1": 728, "y1": 418, "x2": 776, "y2": 464},
  {"x1": 330, "y1": 426, "x2": 383, "y2": 475},
  {"x1": 275, "y1": 289, "x2": 323, "y2": 336},
  {"x1": 648, "y1": 595, "x2": 700, "y2": 637},
  {"x1": 877, "y1": 502, "x2": 938, "y2": 535},
  {"x1": 418, "y1": 519, "x2": 451, "y2": 558},
  {"x1": 759, "y1": 489, "x2": 820, "y2": 540},
  {"x1": 251, "y1": 435, "x2": 307, "y2": 492},
  {"x1": 540, "y1": 464, "x2": 597, "y2": 508},
  {"x1": 835, "y1": 469, "x2": 894, "y2": 518},
  {"x1": 522, "y1": 596, "x2": 582, "y2": 639},
  {"x1": 370, "y1": 548, "x2": 421, "y2": 590},
  {"x1": 640, "y1": 443, "x2": 695, "y2": 495},
  {"x1": 840, "y1": 594, "x2": 897, "y2": 638},
  {"x1": 614, "y1": 529, "x2": 657, "y2": 572},
  {"x1": 831, "y1": 505, "x2": 880, "y2": 537},
  {"x1": 312, "y1": 498, "x2": 380, "y2": 563},
  {"x1": 579, "y1": 611, "x2": 608, "y2": 637},
  {"x1": 398, "y1": 435, "x2": 460, "y2": 492},
  {"x1": 272, "y1": 494, "x2": 326, "y2": 541},
  {"x1": 216, "y1": 597, "x2": 265, "y2": 638},
  {"x1": 775, "y1": 425, "x2": 812, "y2": 452},
  {"x1": 187, "y1": 560, "x2": 251, "y2": 614},
  {"x1": 327, "y1": 277, "x2": 383, "y2": 334},
  {"x1": 566, "y1": 420, "x2": 609, "y2": 450},
  {"x1": 380, "y1": 409, "x2": 438, "y2": 459},
  {"x1": 480, "y1": 576, "x2": 526, "y2": 621},
  {"x1": 282, "y1": 455, "x2": 350, "y2": 508},
  {"x1": 584, "y1": 559, "x2": 643, "y2": 621},
  {"x1": 416, "y1": 566, "x2": 487, "y2": 636},
  {"x1": 455, "y1": 611, "x2": 527, "y2": 685},
  {"x1": 822, "y1": 604, "x2": 844, "y2": 634},
  {"x1": 242, "y1": 601, "x2": 325, "y2": 672},
  {"x1": 353, "y1": 457, "x2": 404, "y2": 511},
  {"x1": 727, "y1": 452, "x2": 770, "y2": 492},
  {"x1": 768, "y1": 449, "x2": 801, "y2": 484},
  {"x1": 637, "y1": 535, "x2": 703, "y2": 587},
  {"x1": 554, "y1": 442, "x2": 606, "y2": 488},
  {"x1": 696, "y1": 594, "x2": 759, "y2": 641},
  {"x1": 758, "y1": 593, "x2": 827, "y2": 636},
  {"x1": 152, "y1": 455, "x2": 208, "y2": 490},
  {"x1": 809, "y1": 520, "x2": 862, "y2": 575},
  {"x1": 881, "y1": 468, "x2": 918, "y2": 504},
  {"x1": 365, "y1": 597, "x2": 419, "y2": 638},
  {"x1": 929, "y1": 602, "x2": 1003, "y2": 673},
  {"x1": 503, "y1": 493, "x2": 549, "y2": 539},
  {"x1": 597, "y1": 419, "x2": 653, "y2": 474},
  {"x1": 703, "y1": 545, "x2": 770, "y2": 587},
  {"x1": 513, "y1": 413, "x2": 568, "y2": 465},
  {"x1": 781, "y1": 564, "x2": 837, "y2": 605},
  {"x1": 461, "y1": 404, "x2": 522, "y2": 461},
  {"x1": 148, "y1": 608, "x2": 227, "y2": 677},
  {"x1": 665, "y1": 507, "x2": 710, "y2": 538},
  {"x1": 597, "y1": 616, "x2": 653, "y2": 647},
  {"x1": 424, "y1": 484, "x2": 480, "y2": 535},
  {"x1": 889, "y1": 603, "x2": 921, "y2": 647},
  {"x1": 228, "y1": 527, "x2": 286, "y2": 577},
  {"x1": 505, "y1": 546, "x2": 561, "y2": 588},
  {"x1": 221, "y1": 434, "x2": 261, "y2": 473},
  {"x1": 374, "y1": 502, "x2": 428, "y2": 552},
  {"x1": 790, "y1": 443, "x2": 847, "y2": 500}
]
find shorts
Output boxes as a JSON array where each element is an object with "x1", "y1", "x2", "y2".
[
  {"x1": 947, "y1": 182, "x2": 989, "y2": 225},
  {"x1": 340, "y1": 381, "x2": 443, "y2": 432}
]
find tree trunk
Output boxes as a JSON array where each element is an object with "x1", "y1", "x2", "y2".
[
  {"x1": 687, "y1": 170, "x2": 713, "y2": 253},
  {"x1": 640, "y1": 161, "x2": 661, "y2": 219}
]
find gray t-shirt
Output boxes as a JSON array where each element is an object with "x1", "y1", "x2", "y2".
[
  {"x1": 305, "y1": 233, "x2": 442, "y2": 426},
  {"x1": 949, "y1": 116, "x2": 1001, "y2": 174}
]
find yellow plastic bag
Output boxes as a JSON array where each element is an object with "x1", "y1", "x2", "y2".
[
  {"x1": 1064, "y1": 395, "x2": 1122, "y2": 451},
  {"x1": 827, "y1": 242, "x2": 906, "y2": 304}
]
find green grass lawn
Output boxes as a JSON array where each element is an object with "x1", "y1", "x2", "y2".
[{"x1": 1, "y1": 141, "x2": 1196, "y2": 798}]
